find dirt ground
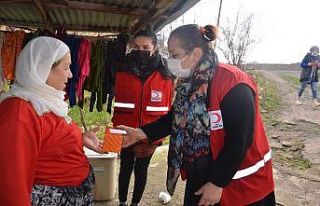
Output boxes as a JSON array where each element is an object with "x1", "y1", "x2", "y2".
[
  {"x1": 95, "y1": 146, "x2": 185, "y2": 206},
  {"x1": 257, "y1": 70, "x2": 320, "y2": 206},
  {"x1": 96, "y1": 69, "x2": 320, "y2": 206}
]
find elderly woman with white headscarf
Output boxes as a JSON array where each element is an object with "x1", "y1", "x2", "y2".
[{"x1": 0, "y1": 37, "x2": 101, "y2": 206}]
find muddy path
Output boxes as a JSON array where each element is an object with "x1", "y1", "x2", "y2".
[{"x1": 258, "y1": 70, "x2": 320, "y2": 206}]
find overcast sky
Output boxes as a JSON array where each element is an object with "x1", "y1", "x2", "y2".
[{"x1": 162, "y1": 0, "x2": 320, "y2": 64}]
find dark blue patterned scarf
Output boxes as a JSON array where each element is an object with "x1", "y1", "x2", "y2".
[{"x1": 167, "y1": 49, "x2": 217, "y2": 195}]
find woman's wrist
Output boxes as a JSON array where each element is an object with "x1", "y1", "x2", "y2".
[{"x1": 136, "y1": 128, "x2": 148, "y2": 141}]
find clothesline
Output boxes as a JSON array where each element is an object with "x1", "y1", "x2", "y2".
[
  {"x1": 0, "y1": 28, "x2": 128, "y2": 113},
  {"x1": 0, "y1": 25, "x2": 121, "y2": 38}
]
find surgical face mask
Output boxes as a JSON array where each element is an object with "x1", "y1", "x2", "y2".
[{"x1": 167, "y1": 55, "x2": 195, "y2": 78}]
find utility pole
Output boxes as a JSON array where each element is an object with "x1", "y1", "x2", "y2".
[
  {"x1": 214, "y1": 0, "x2": 223, "y2": 49},
  {"x1": 217, "y1": 0, "x2": 223, "y2": 27}
]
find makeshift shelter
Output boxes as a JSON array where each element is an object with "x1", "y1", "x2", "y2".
[
  {"x1": 0, "y1": 0, "x2": 202, "y2": 106},
  {"x1": 0, "y1": 0, "x2": 202, "y2": 202},
  {"x1": 0, "y1": 0, "x2": 200, "y2": 34}
]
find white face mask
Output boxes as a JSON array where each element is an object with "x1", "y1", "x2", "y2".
[{"x1": 167, "y1": 55, "x2": 194, "y2": 78}]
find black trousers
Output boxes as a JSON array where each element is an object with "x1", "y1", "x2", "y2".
[
  {"x1": 184, "y1": 173, "x2": 276, "y2": 206},
  {"x1": 118, "y1": 148, "x2": 153, "y2": 204}
]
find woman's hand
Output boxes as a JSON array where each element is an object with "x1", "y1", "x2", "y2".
[
  {"x1": 117, "y1": 125, "x2": 147, "y2": 148},
  {"x1": 83, "y1": 127, "x2": 103, "y2": 154},
  {"x1": 195, "y1": 182, "x2": 222, "y2": 206}
]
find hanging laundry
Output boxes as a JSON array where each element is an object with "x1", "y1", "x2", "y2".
[
  {"x1": 55, "y1": 26, "x2": 68, "y2": 40},
  {"x1": 15, "y1": 31, "x2": 25, "y2": 62},
  {"x1": 0, "y1": 32, "x2": 13, "y2": 81},
  {"x1": 103, "y1": 34, "x2": 128, "y2": 113},
  {"x1": 103, "y1": 40, "x2": 115, "y2": 114},
  {"x1": 22, "y1": 31, "x2": 39, "y2": 49},
  {"x1": 89, "y1": 91, "x2": 97, "y2": 112},
  {"x1": 63, "y1": 36, "x2": 81, "y2": 107},
  {"x1": 76, "y1": 38, "x2": 91, "y2": 102},
  {"x1": 39, "y1": 28, "x2": 56, "y2": 37},
  {"x1": 85, "y1": 40, "x2": 105, "y2": 112},
  {"x1": 1, "y1": 31, "x2": 25, "y2": 80}
]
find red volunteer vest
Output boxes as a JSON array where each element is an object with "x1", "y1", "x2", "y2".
[
  {"x1": 209, "y1": 64, "x2": 274, "y2": 205},
  {"x1": 112, "y1": 70, "x2": 172, "y2": 143}
]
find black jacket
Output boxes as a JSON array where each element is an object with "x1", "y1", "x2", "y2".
[{"x1": 300, "y1": 53, "x2": 320, "y2": 82}]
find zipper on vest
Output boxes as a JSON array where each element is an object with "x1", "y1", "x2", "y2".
[{"x1": 139, "y1": 80, "x2": 144, "y2": 127}]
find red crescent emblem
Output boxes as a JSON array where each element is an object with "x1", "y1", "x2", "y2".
[{"x1": 211, "y1": 113, "x2": 222, "y2": 123}]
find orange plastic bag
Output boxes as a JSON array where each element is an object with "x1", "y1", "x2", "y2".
[{"x1": 102, "y1": 128, "x2": 125, "y2": 153}]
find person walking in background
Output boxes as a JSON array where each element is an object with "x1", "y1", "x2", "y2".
[
  {"x1": 295, "y1": 46, "x2": 320, "y2": 107},
  {"x1": 112, "y1": 29, "x2": 174, "y2": 206},
  {"x1": 119, "y1": 24, "x2": 275, "y2": 206}
]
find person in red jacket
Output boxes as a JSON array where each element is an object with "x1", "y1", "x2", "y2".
[
  {"x1": 0, "y1": 36, "x2": 101, "y2": 206},
  {"x1": 119, "y1": 24, "x2": 275, "y2": 206},
  {"x1": 113, "y1": 29, "x2": 173, "y2": 206}
]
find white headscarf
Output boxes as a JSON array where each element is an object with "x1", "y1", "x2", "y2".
[{"x1": 0, "y1": 36, "x2": 71, "y2": 123}]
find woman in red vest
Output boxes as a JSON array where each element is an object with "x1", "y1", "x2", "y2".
[
  {"x1": 119, "y1": 24, "x2": 275, "y2": 206},
  {"x1": 113, "y1": 29, "x2": 173, "y2": 206}
]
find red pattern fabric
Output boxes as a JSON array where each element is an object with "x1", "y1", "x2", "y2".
[
  {"x1": 0, "y1": 98, "x2": 90, "y2": 205},
  {"x1": 1, "y1": 31, "x2": 25, "y2": 80},
  {"x1": 133, "y1": 141, "x2": 158, "y2": 158}
]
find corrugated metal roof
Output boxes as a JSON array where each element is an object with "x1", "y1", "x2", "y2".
[
  {"x1": 76, "y1": 0, "x2": 154, "y2": 9},
  {"x1": 0, "y1": 4, "x2": 42, "y2": 27},
  {"x1": 0, "y1": 0, "x2": 200, "y2": 35}
]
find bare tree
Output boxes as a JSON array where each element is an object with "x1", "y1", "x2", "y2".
[{"x1": 219, "y1": 10, "x2": 256, "y2": 69}]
